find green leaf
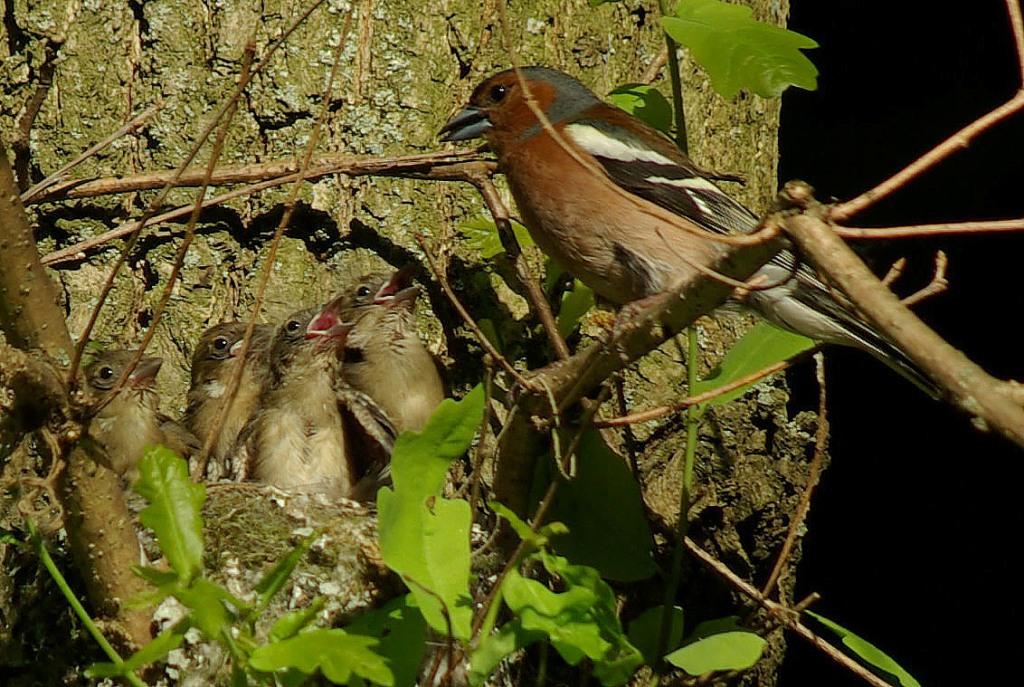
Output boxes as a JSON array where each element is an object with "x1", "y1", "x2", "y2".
[
  {"x1": 807, "y1": 611, "x2": 921, "y2": 687},
  {"x1": 665, "y1": 617, "x2": 765, "y2": 675},
  {"x1": 500, "y1": 552, "x2": 643, "y2": 685},
  {"x1": 250, "y1": 531, "x2": 318, "y2": 621},
  {"x1": 86, "y1": 620, "x2": 190, "y2": 678},
  {"x1": 0, "y1": 527, "x2": 21, "y2": 546},
  {"x1": 346, "y1": 595, "x2": 428, "y2": 687},
  {"x1": 690, "y1": 322, "x2": 814, "y2": 411},
  {"x1": 270, "y1": 597, "x2": 327, "y2": 643},
  {"x1": 628, "y1": 605, "x2": 685, "y2": 664},
  {"x1": 134, "y1": 445, "x2": 206, "y2": 585},
  {"x1": 544, "y1": 431, "x2": 656, "y2": 581},
  {"x1": 173, "y1": 577, "x2": 245, "y2": 639},
  {"x1": 608, "y1": 84, "x2": 673, "y2": 134},
  {"x1": 249, "y1": 628, "x2": 393, "y2": 686},
  {"x1": 377, "y1": 389, "x2": 483, "y2": 640},
  {"x1": 389, "y1": 385, "x2": 485, "y2": 498},
  {"x1": 557, "y1": 279, "x2": 595, "y2": 338},
  {"x1": 458, "y1": 216, "x2": 534, "y2": 259},
  {"x1": 469, "y1": 620, "x2": 545, "y2": 687},
  {"x1": 378, "y1": 491, "x2": 473, "y2": 640},
  {"x1": 662, "y1": 0, "x2": 818, "y2": 99}
]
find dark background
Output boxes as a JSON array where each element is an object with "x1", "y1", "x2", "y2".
[{"x1": 778, "y1": 2, "x2": 1024, "y2": 686}]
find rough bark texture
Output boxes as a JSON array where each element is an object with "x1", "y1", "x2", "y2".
[{"x1": 1, "y1": 1, "x2": 819, "y2": 685}]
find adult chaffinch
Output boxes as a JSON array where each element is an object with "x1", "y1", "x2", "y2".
[
  {"x1": 322, "y1": 266, "x2": 446, "y2": 434},
  {"x1": 240, "y1": 307, "x2": 395, "y2": 501},
  {"x1": 84, "y1": 350, "x2": 199, "y2": 481},
  {"x1": 185, "y1": 322, "x2": 273, "y2": 480},
  {"x1": 440, "y1": 66, "x2": 937, "y2": 396}
]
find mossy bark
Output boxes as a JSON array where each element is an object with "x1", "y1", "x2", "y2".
[{"x1": 1, "y1": 1, "x2": 816, "y2": 685}]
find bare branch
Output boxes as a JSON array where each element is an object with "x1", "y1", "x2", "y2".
[
  {"x1": 683, "y1": 537, "x2": 897, "y2": 687},
  {"x1": 761, "y1": 353, "x2": 829, "y2": 597},
  {"x1": 830, "y1": 90, "x2": 1024, "y2": 221},
  {"x1": 836, "y1": 218, "x2": 1024, "y2": 239},
  {"x1": 783, "y1": 182, "x2": 1024, "y2": 448},
  {"x1": 20, "y1": 101, "x2": 164, "y2": 204}
]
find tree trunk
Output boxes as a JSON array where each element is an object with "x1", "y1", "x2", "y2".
[{"x1": 1, "y1": 1, "x2": 815, "y2": 684}]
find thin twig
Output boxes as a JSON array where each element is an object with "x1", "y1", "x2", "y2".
[
  {"x1": 683, "y1": 537, "x2": 896, "y2": 687},
  {"x1": 830, "y1": 92, "x2": 1024, "y2": 221},
  {"x1": 900, "y1": 251, "x2": 949, "y2": 307},
  {"x1": 27, "y1": 149, "x2": 490, "y2": 203},
  {"x1": 473, "y1": 176, "x2": 569, "y2": 360},
  {"x1": 784, "y1": 184, "x2": 1024, "y2": 447},
  {"x1": 1007, "y1": 0, "x2": 1024, "y2": 82},
  {"x1": 880, "y1": 258, "x2": 906, "y2": 287},
  {"x1": 66, "y1": 0, "x2": 331, "y2": 386},
  {"x1": 761, "y1": 353, "x2": 829, "y2": 598},
  {"x1": 92, "y1": 41, "x2": 254, "y2": 416},
  {"x1": 594, "y1": 351, "x2": 813, "y2": 428},
  {"x1": 641, "y1": 46, "x2": 670, "y2": 85},
  {"x1": 193, "y1": 4, "x2": 351, "y2": 480},
  {"x1": 416, "y1": 233, "x2": 533, "y2": 389},
  {"x1": 835, "y1": 218, "x2": 1024, "y2": 239},
  {"x1": 20, "y1": 101, "x2": 164, "y2": 204}
]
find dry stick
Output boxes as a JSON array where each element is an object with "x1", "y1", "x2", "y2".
[
  {"x1": 641, "y1": 46, "x2": 670, "y2": 85},
  {"x1": 27, "y1": 149, "x2": 489, "y2": 203},
  {"x1": 416, "y1": 233, "x2": 533, "y2": 388},
  {"x1": 835, "y1": 218, "x2": 1024, "y2": 239},
  {"x1": 93, "y1": 41, "x2": 255, "y2": 416},
  {"x1": 881, "y1": 257, "x2": 907, "y2": 286},
  {"x1": 682, "y1": 537, "x2": 895, "y2": 687},
  {"x1": 594, "y1": 355, "x2": 805, "y2": 428},
  {"x1": 471, "y1": 174, "x2": 570, "y2": 360},
  {"x1": 194, "y1": 6, "x2": 352, "y2": 480},
  {"x1": 1009, "y1": 0, "x2": 1024, "y2": 81},
  {"x1": 39, "y1": 153, "x2": 492, "y2": 267},
  {"x1": 760, "y1": 353, "x2": 829, "y2": 598},
  {"x1": 901, "y1": 250, "x2": 948, "y2": 307},
  {"x1": 784, "y1": 185, "x2": 1024, "y2": 447},
  {"x1": 65, "y1": 0, "x2": 331, "y2": 386},
  {"x1": 20, "y1": 101, "x2": 164, "y2": 204},
  {"x1": 831, "y1": 1, "x2": 1024, "y2": 222}
]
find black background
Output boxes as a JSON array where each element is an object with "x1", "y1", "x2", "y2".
[{"x1": 778, "y1": 2, "x2": 1024, "y2": 686}]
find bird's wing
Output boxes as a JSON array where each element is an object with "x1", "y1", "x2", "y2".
[
  {"x1": 337, "y1": 383, "x2": 397, "y2": 502},
  {"x1": 564, "y1": 115, "x2": 760, "y2": 237}
]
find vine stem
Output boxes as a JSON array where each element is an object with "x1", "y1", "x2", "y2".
[
  {"x1": 29, "y1": 521, "x2": 147, "y2": 687},
  {"x1": 658, "y1": 0, "x2": 689, "y2": 153}
]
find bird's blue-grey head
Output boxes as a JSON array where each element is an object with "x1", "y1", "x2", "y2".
[{"x1": 439, "y1": 67, "x2": 601, "y2": 142}]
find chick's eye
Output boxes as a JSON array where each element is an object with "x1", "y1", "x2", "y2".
[
  {"x1": 286, "y1": 320, "x2": 302, "y2": 333},
  {"x1": 213, "y1": 337, "x2": 229, "y2": 350},
  {"x1": 356, "y1": 286, "x2": 371, "y2": 298},
  {"x1": 99, "y1": 366, "x2": 114, "y2": 380},
  {"x1": 489, "y1": 84, "x2": 507, "y2": 102}
]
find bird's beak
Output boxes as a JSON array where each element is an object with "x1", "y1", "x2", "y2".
[
  {"x1": 374, "y1": 265, "x2": 420, "y2": 307},
  {"x1": 439, "y1": 106, "x2": 492, "y2": 142},
  {"x1": 306, "y1": 302, "x2": 353, "y2": 343},
  {"x1": 228, "y1": 339, "x2": 245, "y2": 358},
  {"x1": 130, "y1": 357, "x2": 163, "y2": 388}
]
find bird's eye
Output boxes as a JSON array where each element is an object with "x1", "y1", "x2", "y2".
[
  {"x1": 286, "y1": 319, "x2": 302, "y2": 333},
  {"x1": 99, "y1": 366, "x2": 115, "y2": 380},
  {"x1": 213, "y1": 337, "x2": 229, "y2": 350},
  {"x1": 356, "y1": 285, "x2": 372, "y2": 298},
  {"x1": 490, "y1": 84, "x2": 508, "y2": 102}
]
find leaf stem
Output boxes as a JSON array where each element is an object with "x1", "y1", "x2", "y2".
[
  {"x1": 29, "y1": 521, "x2": 147, "y2": 687},
  {"x1": 655, "y1": 328, "x2": 701, "y2": 673},
  {"x1": 658, "y1": 0, "x2": 689, "y2": 152}
]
